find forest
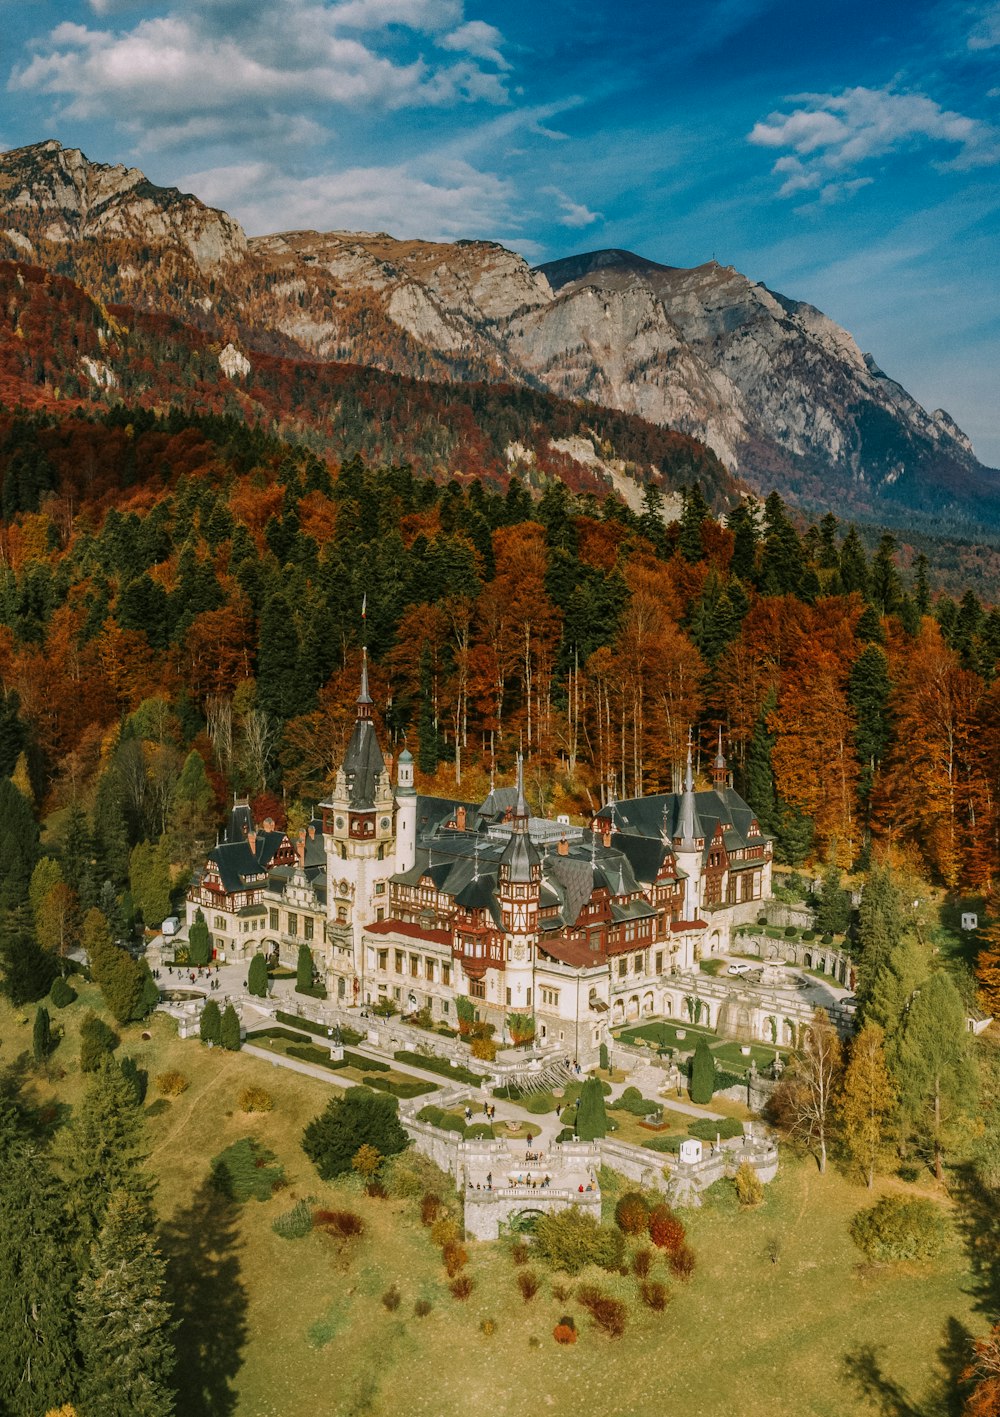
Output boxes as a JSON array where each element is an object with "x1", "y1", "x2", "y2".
[{"x1": 0, "y1": 393, "x2": 999, "y2": 942}]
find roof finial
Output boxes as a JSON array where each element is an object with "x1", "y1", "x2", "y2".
[
  {"x1": 685, "y1": 727, "x2": 694, "y2": 795},
  {"x1": 514, "y1": 752, "x2": 529, "y2": 828}
]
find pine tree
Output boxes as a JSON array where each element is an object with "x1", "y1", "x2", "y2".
[
  {"x1": 71, "y1": 1057, "x2": 148, "y2": 1249},
  {"x1": 869, "y1": 533, "x2": 902, "y2": 616},
  {"x1": 865, "y1": 934, "x2": 928, "y2": 1042},
  {"x1": 855, "y1": 864, "x2": 904, "y2": 1004},
  {"x1": 0, "y1": 776, "x2": 40, "y2": 911},
  {"x1": 689, "y1": 1037, "x2": 715, "y2": 1105},
  {"x1": 0, "y1": 1128, "x2": 79, "y2": 1416},
  {"x1": 33, "y1": 1004, "x2": 51, "y2": 1064},
  {"x1": 839, "y1": 1023, "x2": 897, "y2": 1187},
  {"x1": 913, "y1": 552, "x2": 931, "y2": 617},
  {"x1": 303, "y1": 1088, "x2": 409, "y2": 1179},
  {"x1": 296, "y1": 943, "x2": 313, "y2": 992},
  {"x1": 246, "y1": 953, "x2": 268, "y2": 998},
  {"x1": 848, "y1": 644, "x2": 891, "y2": 813},
  {"x1": 839, "y1": 527, "x2": 869, "y2": 597},
  {"x1": 76, "y1": 1190, "x2": 176, "y2": 1417},
  {"x1": 199, "y1": 998, "x2": 222, "y2": 1044},
  {"x1": 679, "y1": 484, "x2": 710, "y2": 563},
  {"x1": 575, "y1": 1076, "x2": 609, "y2": 1139},
  {"x1": 129, "y1": 841, "x2": 172, "y2": 928},
  {"x1": 897, "y1": 970, "x2": 975, "y2": 1180},
  {"x1": 814, "y1": 864, "x2": 852, "y2": 935},
  {"x1": 976, "y1": 924, "x2": 1000, "y2": 1017},
  {"x1": 187, "y1": 910, "x2": 211, "y2": 967},
  {"x1": 168, "y1": 751, "x2": 216, "y2": 864},
  {"x1": 61, "y1": 802, "x2": 98, "y2": 913},
  {"x1": 220, "y1": 1004, "x2": 242, "y2": 1051},
  {"x1": 417, "y1": 642, "x2": 441, "y2": 774},
  {"x1": 0, "y1": 906, "x2": 59, "y2": 1005},
  {"x1": 745, "y1": 688, "x2": 779, "y2": 836}
]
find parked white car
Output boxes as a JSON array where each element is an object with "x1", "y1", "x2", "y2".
[{"x1": 727, "y1": 962, "x2": 753, "y2": 976}]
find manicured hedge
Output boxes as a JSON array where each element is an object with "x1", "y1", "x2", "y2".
[
  {"x1": 613, "y1": 1086, "x2": 660, "y2": 1117},
  {"x1": 275, "y1": 1010, "x2": 362, "y2": 1045},
  {"x1": 366, "y1": 1075, "x2": 435, "y2": 1100},
  {"x1": 714, "y1": 1069, "x2": 748, "y2": 1092},
  {"x1": 393, "y1": 1050, "x2": 480, "y2": 1085},
  {"x1": 687, "y1": 1117, "x2": 744, "y2": 1141},
  {"x1": 643, "y1": 1135, "x2": 683, "y2": 1153},
  {"x1": 248, "y1": 1026, "x2": 313, "y2": 1045},
  {"x1": 417, "y1": 1104, "x2": 446, "y2": 1126},
  {"x1": 295, "y1": 983, "x2": 328, "y2": 1000}
]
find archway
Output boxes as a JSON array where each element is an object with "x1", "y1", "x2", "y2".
[
  {"x1": 642, "y1": 991, "x2": 654, "y2": 1016},
  {"x1": 611, "y1": 1000, "x2": 625, "y2": 1026},
  {"x1": 337, "y1": 977, "x2": 346, "y2": 1000},
  {"x1": 626, "y1": 994, "x2": 639, "y2": 1020}
]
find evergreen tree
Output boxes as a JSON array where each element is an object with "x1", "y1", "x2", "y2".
[
  {"x1": 0, "y1": 776, "x2": 40, "y2": 911},
  {"x1": 839, "y1": 527, "x2": 869, "y2": 597},
  {"x1": 129, "y1": 841, "x2": 172, "y2": 927},
  {"x1": 0, "y1": 1126, "x2": 79, "y2": 1416},
  {"x1": 856, "y1": 865, "x2": 904, "y2": 1005},
  {"x1": 199, "y1": 998, "x2": 222, "y2": 1044},
  {"x1": 220, "y1": 1004, "x2": 241, "y2": 1051},
  {"x1": 303, "y1": 1087, "x2": 409, "y2": 1180},
  {"x1": 679, "y1": 484, "x2": 710, "y2": 563},
  {"x1": 79, "y1": 1010, "x2": 120, "y2": 1073},
  {"x1": 727, "y1": 501, "x2": 760, "y2": 582},
  {"x1": 575, "y1": 1076, "x2": 609, "y2": 1139},
  {"x1": 296, "y1": 943, "x2": 313, "y2": 992},
  {"x1": 0, "y1": 688, "x2": 25, "y2": 778},
  {"x1": 93, "y1": 768, "x2": 132, "y2": 890},
  {"x1": 869, "y1": 533, "x2": 902, "y2": 616},
  {"x1": 168, "y1": 751, "x2": 216, "y2": 864},
  {"x1": 817, "y1": 512, "x2": 840, "y2": 570},
  {"x1": 865, "y1": 934, "x2": 928, "y2": 1042},
  {"x1": 814, "y1": 865, "x2": 852, "y2": 935},
  {"x1": 71, "y1": 1057, "x2": 147, "y2": 1248},
  {"x1": 848, "y1": 644, "x2": 892, "y2": 813},
  {"x1": 758, "y1": 492, "x2": 803, "y2": 596},
  {"x1": 33, "y1": 1003, "x2": 51, "y2": 1064},
  {"x1": 29, "y1": 856, "x2": 64, "y2": 933},
  {"x1": 897, "y1": 970, "x2": 975, "y2": 1180},
  {"x1": 913, "y1": 552, "x2": 931, "y2": 617},
  {"x1": 61, "y1": 802, "x2": 98, "y2": 913},
  {"x1": 744, "y1": 688, "x2": 779, "y2": 836},
  {"x1": 118, "y1": 1055, "x2": 147, "y2": 1107},
  {"x1": 689, "y1": 1037, "x2": 715, "y2": 1105},
  {"x1": 0, "y1": 906, "x2": 59, "y2": 1005},
  {"x1": 246, "y1": 953, "x2": 268, "y2": 999},
  {"x1": 187, "y1": 910, "x2": 211, "y2": 968},
  {"x1": 76, "y1": 1189, "x2": 176, "y2": 1417}
]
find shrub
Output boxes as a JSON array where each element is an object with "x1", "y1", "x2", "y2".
[
  {"x1": 471, "y1": 1037, "x2": 497, "y2": 1061},
  {"x1": 302, "y1": 1087, "x2": 409, "y2": 1180},
  {"x1": 688, "y1": 1117, "x2": 744, "y2": 1141},
  {"x1": 420, "y1": 1192, "x2": 442, "y2": 1226},
  {"x1": 315, "y1": 1209, "x2": 365, "y2": 1239},
  {"x1": 50, "y1": 976, "x2": 76, "y2": 1008},
  {"x1": 274, "y1": 1010, "x2": 361, "y2": 1045},
  {"x1": 553, "y1": 1321, "x2": 577, "y2": 1345},
  {"x1": 643, "y1": 1134, "x2": 683, "y2": 1154},
  {"x1": 443, "y1": 1242, "x2": 468, "y2": 1277},
  {"x1": 849, "y1": 1196, "x2": 948, "y2": 1264},
  {"x1": 79, "y1": 1011, "x2": 119, "y2": 1072},
  {"x1": 577, "y1": 1286, "x2": 627, "y2": 1338},
  {"x1": 156, "y1": 1070, "x2": 189, "y2": 1097},
  {"x1": 599, "y1": 1042, "x2": 609, "y2": 1071},
  {"x1": 480, "y1": 1318, "x2": 496, "y2": 1336},
  {"x1": 517, "y1": 1270, "x2": 540, "y2": 1301},
  {"x1": 688, "y1": 1038, "x2": 715, "y2": 1104},
  {"x1": 272, "y1": 1200, "x2": 313, "y2": 1240},
  {"x1": 414, "y1": 1299, "x2": 432, "y2": 1317},
  {"x1": 614, "y1": 1191, "x2": 650, "y2": 1235},
  {"x1": 199, "y1": 998, "x2": 222, "y2": 1045},
  {"x1": 555, "y1": 1127, "x2": 575, "y2": 1143},
  {"x1": 393, "y1": 1051, "x2": 480, "y2": 1085},
  {"x1": 381, "y1": 1286, "x2": 402, "y2": 1312},
  {"x1": 632, "y1": 1247, "x2": 653, "y2": 1278},
  {"x1": 211, "y1": 1139, "x2": 284, "y2": 1202},
  {"x1": 449, "y1": 1275, "x2": 474, "y2": 1301},
  {"x1": 464, "y1": 1123, "x2": 493, "y2": 1140},
  {"x1": 295, "y1": 982, "x2": 328, "y2": 1000},
  {"x1": 511, "y1": 1241, "x2": 530, "y2": 1266},
  {"x1": 648, "y1": 1205, "x2": 686, "y2": 1253},
  {"x1": 640, "y1": 1280, "x2": 669, "y2": 1311},
  {"x1": 189, "y1": 910, "x2": 212, "y2": 966},
  {"x1": 416, "y1": 1105, "x2": 446, "y2": 1128},
  {"x1": 615, "y1": 1087, "x2": 658, "y2": 1117},
  {"x1": 238, "y1": 1086, "x2": 273, "y2": 1114},
  {"x1": 247, "y1": 952, "x2": 269, "y2": 999},
  {"x1": 440, "y1": 1115, "x2": 467, "y2": 1135},
  {"x1": 734, "y1": 1161, "x2": 765, "y2": 1208},
  {"x1": 524, "y1": 1093, "x2": 556, "y2": 1115},
  {"x1": 669, "y1": 1244, "x2": 697, "y2": 1281},
  {"x1": 802, "y1": 930, "x2": 816, "y2": 942},
  {"x1": 784, "y1": 925, "x2": 798, "y2": 938},
  {"x1": 534, "y1": 1209, "x2": 625, "y2": 1274},
  {"x1": 431, "y1": 1217, "x2": 460, "y2": 1249}
]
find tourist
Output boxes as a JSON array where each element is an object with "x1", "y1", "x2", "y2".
[
  {"x1": 486, "y1": 1171, "x2": 492, "y2": 1188},
  {"x1": 465, "y1": 1106, "x2": 472, "y2": 1122}
]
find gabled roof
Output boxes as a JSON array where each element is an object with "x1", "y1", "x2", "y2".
[
  {"x1": 341, "y1": 718, "x2": 386, "y2": 810},
  {"x1": 207, "y1": 829, "x2": 286, "y2": 893}
]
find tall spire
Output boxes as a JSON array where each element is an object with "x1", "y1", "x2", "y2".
[
  {"x1": 677, "y1": 726, "x2": 704, "y2": 849},
  {"x1": 712, "y1": 726, "x2": 728, "y2": 790},
  {"x1": 356, "y1": 646, "x2": 373, "y2": 720},
  {"x1": 513, "y1": 752, "x2": 529, "y2": 829}
]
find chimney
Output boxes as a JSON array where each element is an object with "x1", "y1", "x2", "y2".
[
  {"x1": 247, "y1": 830, "x2": 257, "y2": 855},
  {"x1": 602, "y1": 829, "x2": 612, "y2": 849},
  {"x1": 262, "y1": 816, "x2": 275, "y2": 832},
  {"x1": 307, "y1": 824, "x2": 316, "y2": 840},
  {"x1": 297, "y1": 831, "x2": 306, "y2": 868},
  {"x1": 456, "y1": 805, "x2": 467, "y2": 831},
  {"x1": 557, "y1": 835, "x2": 569, "y2": 857}
]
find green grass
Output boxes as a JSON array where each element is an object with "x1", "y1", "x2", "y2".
[
  {"x1": 615, "y1": 1019, "x2": 718, "y2": 1050},
  {"x1": 0, "y1": 986, "x2": 981, "y2": 1417}
]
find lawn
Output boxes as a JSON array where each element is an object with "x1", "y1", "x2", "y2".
[
  {"x1": 616, "y1": 1018, "x2": 787, "y2": 1074},
  {"x1": 2, "y1": 986, "x2": 983, "y2": 1417}
]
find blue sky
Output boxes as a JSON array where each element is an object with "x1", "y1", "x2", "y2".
[{"x1": 1, "y1": 0, "x2": 998, "y2": 464}]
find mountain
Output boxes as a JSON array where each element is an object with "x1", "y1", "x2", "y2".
[{"x1": 1, "y1": 140, "x2": 996, "y2": 526}]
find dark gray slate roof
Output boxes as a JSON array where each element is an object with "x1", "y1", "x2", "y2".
[{"x1": 341, "y1": 719, "x2": 386, "y2": 810}]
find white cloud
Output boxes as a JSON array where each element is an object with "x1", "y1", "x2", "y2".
[
  {"x1": 968, "y1": 2, "x2": 1000, "y2": 49},
  {"x1": 183, "y1": 155, "x2": 519, "y2": 240},
  {"x1": 437, "y1": 20, "x2": 508, "y2": 68},
  {"x1": 541, "y1": 186, "x2": 600, "y2": 227},
  {"x1": 749, "y1": 84, "x2": 1000, "y2": 202},
  {"x1": 11, "y1": 0, "x2": 510, "y2": 143}
]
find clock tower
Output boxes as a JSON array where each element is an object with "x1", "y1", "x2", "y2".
[{"x1": 496, "y1": 754, "x2": 541, "y2": 1024}]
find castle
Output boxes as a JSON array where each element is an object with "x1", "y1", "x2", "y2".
[{"x1": 186, "y1": 657, "x2": 773, "y2": 1063}]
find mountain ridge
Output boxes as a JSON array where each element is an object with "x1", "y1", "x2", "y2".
[{"x1": 1, "y1": 139, "x2": 996, "y2": 527}]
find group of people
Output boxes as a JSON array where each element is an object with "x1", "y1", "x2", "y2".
[
  {"x1": 507, "y1": 1173, "x2": 552, "y2": 1190},
  {"x1": 524, "y1": 1149, "x2": 544, "y2": 1163}
]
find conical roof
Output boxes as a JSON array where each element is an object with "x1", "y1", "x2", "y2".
[
  {"x1": 676, "y1": 739, "x2": 704, "y2": 848},
  {"x1": 341, "y1": 650, "x2": 385, "y2": 808},
  {"x1": 500, "y1": 754, "x2": 539, "y2": 883}
]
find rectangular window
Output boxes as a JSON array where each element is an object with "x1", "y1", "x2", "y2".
[
  {"x1": 214, "y1": 915, "x2": 226, "y2": 930},
  {"x1": 526, "y1": 988, "x2": 531, "y2": 1006},
  {"x1": 655, "y1": 951, "x2": 664, "y2": 974},
  {"x1": 506, "y1": 987, "x2": 512, "y2": 1005},
  {"x1": 393, "y1": 985, "x2": 400, "y2": 1000},
  {"x1": 287, "y1": 913, "x2": 297, "y2": 937},
  {"x1": 268, "y1": 908, "x2": 278, "y2": 931},
  {"x1": 470, "y1": 978, "x2": 486, "y2": 999},
  {"x1": 442, "y1": 1000, "x2": 449, "y2": 1014},
  {"x1": 618, "y1": 958, "x2": 627, "y2": 978},
  {"x1": 634, "y1": 953, "x2": 643, "y2": 974},
  {"x1": 425, "y1": 959, "x2": 435, "y2": 982},
  {"x1": 394, "y1": 950, "x2": 404, "y2": 974},
  {"x1": 441, "y1": 963, "x2": 450, "y2": 987},
  {"x1": 375, "y1": 881, "x2": 385, "y2": 895},
  {"x1": 377, "y1": 950, "x2": 388, "y2": 972},
  {"x1": 304, "y1": 917, "x2": 314, "y2": 942},
  {"x1": 410, "y1": 956, "x2": 419, "y2": 978}
]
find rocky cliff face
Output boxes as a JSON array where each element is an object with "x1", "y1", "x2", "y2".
[{"x1": 1, "y1": 140, "x2": 994, "y2": 524}]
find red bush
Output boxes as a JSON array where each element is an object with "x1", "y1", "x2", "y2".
[
  {"x1": 632, "y1": 1247, "x2": 653, "y2": 1278},
  {"x1": 669, "y1": 1243, "x2": 697, "y2": 1281},
  {"x1": 449, "y1": 1274, "x2": 474, "y2": 1300},
  {"x1": 614, "y1": 1191, "x2": 650, "y2": 1235},
  {"x1": 640, "y1": 1279, "x2": 669, "y2": 1310},
  {"x1": 648, "y1": 1204, "x2": 686, "y2": 1253},
  {"x1": 517, "y1": 1270, "x2": 540, "y2": 1302},
  {"x1": 420, "y1": 1192, "x2": 441, "y2": 1226},
  {"x1": 443, "y1": 1241, "x2": 468, "y2": 1277},
  {"x1": 314, "y1": 1209, "x2": 364, "y2": 1238},
  {"x1": 553, "y1": 1323, "x2": 578, "y2": 1345}
]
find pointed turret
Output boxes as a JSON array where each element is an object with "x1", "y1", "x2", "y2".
[
  {"x1": 712, "y1": 727, "x2": 728, "y2": 790},
  {"x1": 676, "y1": 736, "x2": 704, "y2": 850},
  {"x1": 340, "y1": 649, "x2": 385, "y2": 809},
  {"x1": 500, "y1": 754, "x2": 539, "y2": 884}
]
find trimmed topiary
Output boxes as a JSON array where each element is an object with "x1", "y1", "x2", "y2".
[{"x1": 688, "y1": 1037, "x2": 715, "y2": 1104}]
